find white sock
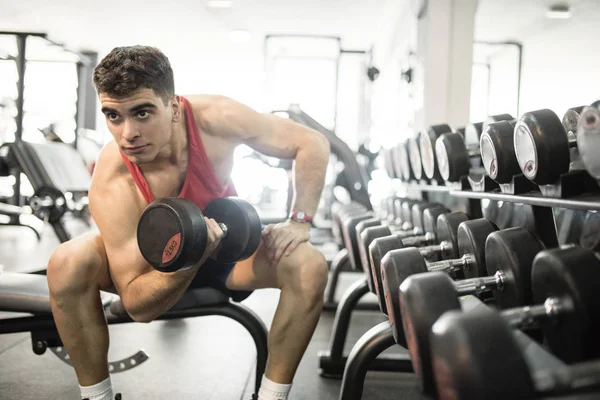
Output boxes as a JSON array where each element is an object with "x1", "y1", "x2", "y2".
[
  {"x1": 80, "y1": 376, "x2": 113, "y2": 400},
  {"x1": 257, "y1": 375, "x2": 292, "y2": 400}
]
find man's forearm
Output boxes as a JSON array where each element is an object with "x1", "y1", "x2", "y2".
[
  {"x1": 290, "y1": 135, "x2": 330, "y2": 215},
  {"x1": 122, "y1": 259, "x2": 206, "y2": 322}
]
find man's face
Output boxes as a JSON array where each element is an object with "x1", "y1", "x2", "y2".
[{"x1": 99, "y1": 88, "x2": 179, "y2": 164}]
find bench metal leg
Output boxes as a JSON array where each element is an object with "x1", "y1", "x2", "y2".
[{"x1": 338, "y1": 321, "x2": 413, "y2": 400}]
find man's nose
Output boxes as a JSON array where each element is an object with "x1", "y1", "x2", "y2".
[{"x1": 122, "y1": 120, "x2": 140, "y2": 142}]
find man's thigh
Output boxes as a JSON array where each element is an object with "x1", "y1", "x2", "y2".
[
  {"x1": 62, "y1": 231, "x2": 114, "y2": 292},
  {"x1": 224, "y1": 240, "x2": 323, "y2": 292}
]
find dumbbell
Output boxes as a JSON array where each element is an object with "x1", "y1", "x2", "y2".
[
  {"x1": 341, "y1": 199, "x2": 423, "y2": 272},
  {"x1": 430, "y1": 245, "x2": 600, "y2": 399},
  {"x1": 479, "y1": 119, "x2": 523, "y2": 184},
  {"x1": 137, "y1": 197, "x2": 262, "y2": 272},
  {"x1": 514, "y1": 107, "x2": 587, "y2": 185},
  {"x1": 393, "y1": 140, "x2": 415, "y2": 182},
  {"x1": 381, "y1": 147, "x2": 398, "y2": 179},
  {"x1": 408, "y1": 135, "x2": 426, "y2": 181},
  {"x1": 435, "y1": 115, "x2": 514, "y2": 182},
  {"x1": 379, "y1": 218, "x2": 498, "y2": 346},
  {"x1": 357, "y1": 204, "x2": 450, "y2": 295},
  {"x1": 417, "y1": 124, "x2": 453, "y2": 181},
  {"x1": 369, "y1": 211, "x2": 471, "y2": 317},
  {"x1": 576, "y1": 106, "x2": 600, "y2": 181},
  {"x1": 331, "y1": 202, "x2": 367, "y2": 246},
  {"x1": 432, "y1": 310, "x2": 600, "y2": 400},
  {"x1": 398, "y1": 227, "x2": 545, "y2": 395}
]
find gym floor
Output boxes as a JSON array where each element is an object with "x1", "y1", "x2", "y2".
[{"x1": 0, "y1": 219, "x2": 425, "y2": 400}]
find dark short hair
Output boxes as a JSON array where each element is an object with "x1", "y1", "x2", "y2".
[{"x1": 93, "y1": 45, "x2": 175, "y2": 104}]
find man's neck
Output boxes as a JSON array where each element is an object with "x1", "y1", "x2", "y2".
[{"x1": 141, "y1": 119, "x2": 188, "y2": 173}]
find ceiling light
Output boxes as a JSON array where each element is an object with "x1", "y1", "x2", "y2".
[
  {"x1": 207, "y1": 0, "x2": 233, "y2": 8},
  {"x1": 229, "y1": 30, "x2": 251, "y2": 43},
  {"x1": 546, "y1": 4, "x2": 571, "y2": 19}
]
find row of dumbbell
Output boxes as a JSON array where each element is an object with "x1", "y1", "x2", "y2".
[
  {"x1": 382, "y1": 103, "x2": 600, "y2": 188},
  {"x1": 336, "y1": 200, "x2": 600, "y2": 399}
]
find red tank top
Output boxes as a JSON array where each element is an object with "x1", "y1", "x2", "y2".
[{"x1": 119, "y1": 96, "x2": 237, "y2": 210}]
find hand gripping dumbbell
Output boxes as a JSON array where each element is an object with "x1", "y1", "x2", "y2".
[
  {"x1": 137, "y1": 197, "x2": 262, "y2": 272},
  {"x1": 378, "y1": 218, "x2": 498, "y2": 347},
  {"x1": 398, "y1": 227, "x2": 545, "y2": 395},
  {"x1": 429, "y1": 245, "x2": 600, "y2": 400},
  {"x1": 369, "y1": 211, "x2": 471, "y2": 318},
  {"x1": 514, "y1": 106, "x2": 588, "y2": 185},
  {"x1": 357, "y1": 205, "x2": 450, "y2": 297},
  {"x1": 434, "y1": 115, "x2": 514, "y2": 182},
  {"x1": 576, "y1": 106, "x2": 600, "y2": 181}
]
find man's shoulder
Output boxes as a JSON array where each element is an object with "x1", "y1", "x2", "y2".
[{"x1": 90, "y1": 140, "x2": 131, "y2": 194}]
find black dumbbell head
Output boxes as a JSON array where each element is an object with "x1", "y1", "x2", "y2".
[
  {"x1": 369, "y1": 232, "x2": 402, "y2": 314},
  {"x1": 430, "y1": 310, "x2": 534, "y2": 400},
  {"x1": 576, "y1": 106, "x2": 600, "y2": 180},
  {"x1": 532, "y1": 246, "x2": 600, "y2": 363},
  {"x1": 423, "y1": 207, "x2": 449, "y2": 242},
  {"x1": 482, "y1": 113, "x2": 514, "y2": 134},
  {"x1": 485, "y1": 227, "x2": 544, "y2": 309},
  {"x1": 138, "y1": 198, "x2": 208, "y2": 272},
  {"x1": 399, "y1": 272, "x2": 462, "y2": 395},
  {"x1": 204, "y1": 197, "x2": 262, "y2": 263},
  {"x1": 456, "y1": 219, "x2": 498, "y2": 279},
  {"x1": 435, "y1": 132, "x2": 471, "y2": 182},
  {"x1": 381, "y1": 247, "x2": 429, "y2": 346},
  {"x1": 359, "y1": 225, "x2": 388, "y2": 292},
  {"x1": 412, "y1": 203, "x2": 448, "y2": 232},
  {"x1": 436, "y1": 212, "x2": 470, "y2": 259},
  {"x1": 396, "y1": 141, "x2": 414, "y2": 181},
  {"x1": 420, "y1": 124, "x2": 453, "y2": 180},
  {"x1": 514, "y1": 109, "x2": 570, "y2": 184},
  {"x1": 342, "y1": 212, "x2": 375, "y2": 270},
  {"x1": 480, "y1": 119, "x2": 520, "y2": 183},
  {"x1": 408, "y1": 136, "x2": 424, "y2": 180}
]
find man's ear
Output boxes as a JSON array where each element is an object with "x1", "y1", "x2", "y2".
[{"x1": 171, "y1": 95, "x2": 182, "y2": 122}]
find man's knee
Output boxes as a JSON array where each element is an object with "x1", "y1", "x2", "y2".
[
  {"x1": 47, "y1": 236, "x2": 105, "y2": 298},
  {"x1": 285, "y1": 245, "x2": 328, "y2": 301}
]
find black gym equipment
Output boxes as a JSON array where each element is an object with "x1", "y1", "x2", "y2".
[
  {"x1": 370, "y1": 212, "x2": 470, "y2": 315},
  {"x1": 399, "y1": 226, "x2": 545, "y2": 395},
  {"x1": 435, "y1": 114, "x2": 513, "y2": 183},
  {"x1": 577, "y1": 106, "x2": 600, "y2": 182},
  {"x1": 430, "y1": 245, "x2": 600, "y2": 399},
  {"x1": 137, "y1": 197, "x2": 262, "y2": 272},
  {"x1": 418, "y1": 124, "x2": 453, "y2": 182},
  {"x1": 318, "y1": 201, "x2": 444, "y2": 377},
  {"x1": 513, "y1": 107, "x2": 599, "y2": 194}
]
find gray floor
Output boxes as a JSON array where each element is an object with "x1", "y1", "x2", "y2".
[{"x1": 0, "y1": 219, "x2": 426, "y2": 400}]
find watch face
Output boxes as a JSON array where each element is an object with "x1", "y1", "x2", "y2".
[{"x1": 296, "y1": 211, "x2": 305, "y2": 219}]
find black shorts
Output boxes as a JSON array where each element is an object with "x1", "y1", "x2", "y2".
[{"x1": 189, "y1": 257, "x2": 253, "y2": 303}]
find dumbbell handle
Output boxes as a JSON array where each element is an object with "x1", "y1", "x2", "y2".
[
  {"x1": 418, "y1": 240, "x2": 453, "y2": 259},
  {"x1": 534, "y1": 358, "x2": 600, "y2": 395},
  {"x1": 501, "y1": 297, "x2": 572, "y2": 330},
  {"x1": 568, "y1": 130, "x2": 577, "y2": 148},
  {"x1": 401, "y1": 232, "x2": 436, "y2": 247},
  {"x1": 466, "y1": 145, "x2": 480, "y2": 157},
  {"x1": 218, "y1": 222, "x2": 229, "y2": 238},
  {"x1": 427, "y1": 253, "x2": 476, "y2": 274},
  {"x1": 454, "y1": 271, "x2": 505, "y2": 296}
]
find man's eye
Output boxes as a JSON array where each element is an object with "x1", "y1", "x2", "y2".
[
  {"x1": 138, "y1": 111, "x2": 149, "y2": 118},
  {"x1": 107, "y1": 113, "x2": 119, "y2": 121}
]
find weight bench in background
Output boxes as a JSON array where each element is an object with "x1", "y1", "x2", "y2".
[{"x1": 0, "y1": 140, "x2": 269, "y2": 395}]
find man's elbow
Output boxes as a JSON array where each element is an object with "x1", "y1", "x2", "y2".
[
  {"x1": 309, "y1": 131, "x2": 331, "y2": 161},
  {"x1": 121, "y1": 293, "x2": 158, "y2": 323}
]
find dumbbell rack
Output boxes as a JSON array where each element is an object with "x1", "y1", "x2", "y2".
[{"x1": 391, "y1": 173, "x2": 600, "y2": 398}]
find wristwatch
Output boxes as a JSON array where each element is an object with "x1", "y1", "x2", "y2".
[{"x1": 289, "y1": 210, "x2": 314, "y2": 225}]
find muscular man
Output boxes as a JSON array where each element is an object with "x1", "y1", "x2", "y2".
[{"x1": 47, "y1": 46, "x2": 330, "y2": 400}]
